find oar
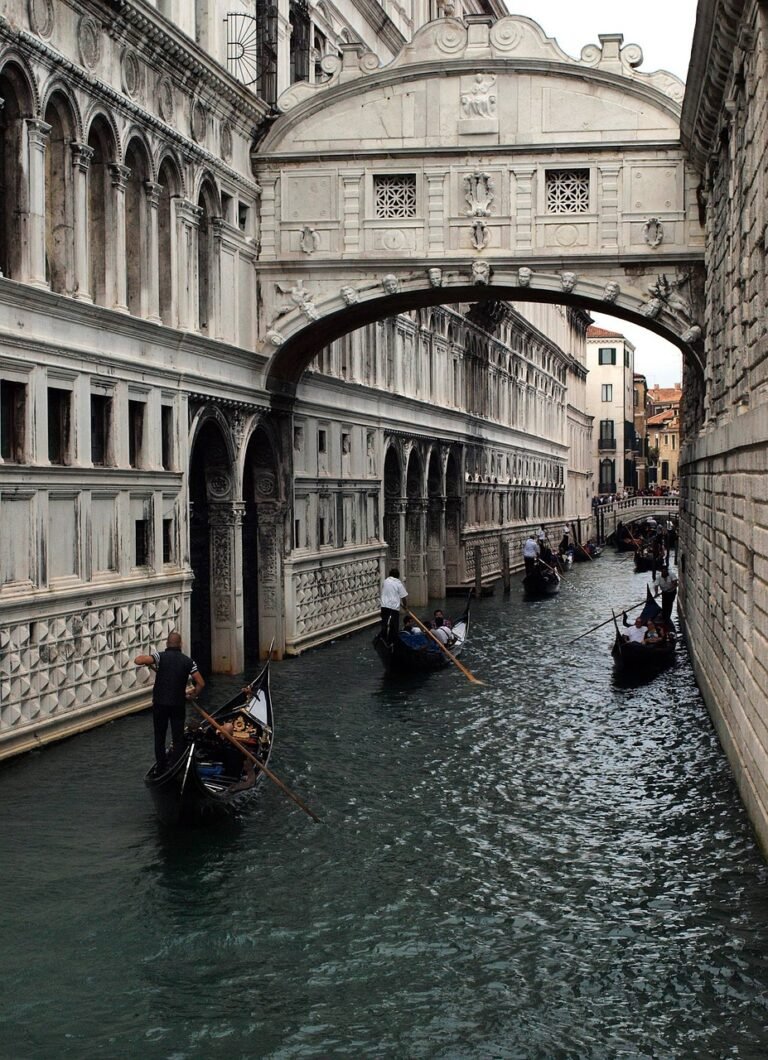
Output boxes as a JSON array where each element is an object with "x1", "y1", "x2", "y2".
[
  {"x1": 569, "y1": 597, "x2": 647, "y2": 642},
  {"x1": 193, "y1": 703, "x2": 321, "y2": 824},
  {"x1": 577, "y1": 540, "x2": 593, "y2": 561},
  {"x1": 406, "y1": 610, "x2": 485, "y2": 686}
]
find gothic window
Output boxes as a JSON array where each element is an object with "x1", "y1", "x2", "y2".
[
  {"x1": 545, "y1": 168, "x2": 590, "y2": 213},
  {"x1": 374, "y1": 174, "x2": 417, "y2": 219}
]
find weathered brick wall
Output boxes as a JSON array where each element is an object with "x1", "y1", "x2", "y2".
[{"x1": 680, "y1": 0, "x2": 768, "y2": 851}]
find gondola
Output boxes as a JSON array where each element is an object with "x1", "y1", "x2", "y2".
[
  {"x1": 634, "y1": 547, "x2": 656, "y2": 572},
  {"x1": 573, "y1": 542, "x2": 602, "y2": 562},
  {"x1": 611, "y1": 587, "x2": 676, "y2": 673},
  {"x1": 522, "y1": 563, "x2": 561, "y2": 597},
  {"x1": 144, "y1": 660, "x2": 275, "y2": 825},
  {"x1": 373, "y1": 597, "x2": 471, "y2": 676}
]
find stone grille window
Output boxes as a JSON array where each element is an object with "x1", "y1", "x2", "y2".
[
  {"x1": 374, "y1": 174, "x2": 417, "y2": 218},
  {"x1": 545, "y1": 169, "x2": 590, "y2": 213}
]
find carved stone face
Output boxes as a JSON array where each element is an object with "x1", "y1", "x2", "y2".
[
  {"x1": 472, "y1": 260, "x2": 490, "y2": 284},
  {"x1": 340, "y1": 285, "x2": 358, "y2": 305},
  {"x1": 427, "y1": 267, "x2": 442, "y2": 288},
  {"x1": 561, "y1": 271, "x2": 576, "y2": 292},
  {"x1": 381, "y1": 274, "x2": 399, "y2": 295},
  {"x1": 603, "y1": 281, "x2": 620, "y2": 303},
  {"x1": 518, "y1": 267, "x2": 532, "y2": 287}
]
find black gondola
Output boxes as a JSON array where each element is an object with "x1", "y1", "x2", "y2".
[
  {"x1": 634, "y1": 547, "x2": 656, "y2": 572},
  {"x1": 573, "y1": 542, "x2": 603, "y2": 562},
  {"x1": 373, "y1": 598, "x2": 471, "y2": 675},
  {"x1": 144, "y1": 660, "x2": 275, "y2": 825},
  {"x1": 523, "y1": 563, "x2": 561, "y2": 597},
  {"x1": 612, "y1": 588, "x2": 676, "y2": 673}
]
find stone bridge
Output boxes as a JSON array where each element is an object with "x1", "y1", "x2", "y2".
[
  {"x1": 251, "y1": 15, "x2": 705, "y2": 395},
  {"x1": 593, "y1": 496, "x2": 680, "y2": 542}
]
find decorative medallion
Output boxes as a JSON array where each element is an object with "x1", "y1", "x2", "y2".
[
  {"x1": 208, "y1": 472, "x2": 231, "y2": 498},
  {"x1": 78, "y1": 15, "x2": 101, "y2": 69},
  {"x1": 255, "y1": 473, "x2": 277, "y2": 498},
  {"x1": 121, "y1": 48, "x2": 142, "y2": 99},
  {"x1": 220, "y1": 122, "x2": 233, "y2": 162},
  {"x1": 191, "y1": 99, "x2": 207, "y2": 144},
  {"x1": 28, "y1": 0, "x2": 54, "y2": 38},
  {"x1": 157, "y1": 77, "x2": 175, "y2": 125}
]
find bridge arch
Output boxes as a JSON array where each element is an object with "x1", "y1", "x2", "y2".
[{"x1": 252, "y1": 13, "x2": 705, "y2": 402}]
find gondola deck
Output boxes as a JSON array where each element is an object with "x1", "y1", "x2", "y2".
[{"x1": 373, "y1": 600, "x2": 471, "y2": 676}]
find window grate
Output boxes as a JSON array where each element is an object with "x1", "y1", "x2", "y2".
[
  {"x1": 545, "y1": 169, "x2": 590, "y2": 213},
  {"x1": 374, "y1": 174, "x2": 417, "y2": 218}
]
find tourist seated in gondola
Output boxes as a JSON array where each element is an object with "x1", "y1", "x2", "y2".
[
  {"x1": 432, "y1": 608, "x2": 447, "y2": 628},
  {"x1": 400, "y1": 616, "x2": 430, "y2": 649},
  {"x1": 432, "y1": 618, "x2": 456, "y2": 648},
  {"x1": 644, "y1": 620, "x2": 662, "y2": 644},
  {"x1": 622, "y1": 613, "x2": 648, "y2": 644}
]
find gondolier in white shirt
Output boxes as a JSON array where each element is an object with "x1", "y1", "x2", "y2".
[
  {"x1": 522, "y1": 535, "x2": 540, "y2": 576},
  {"x1": 653, "y1": 565, "x2": 679, "y2": 622},
  {"x1": 380, "y1": 568, "x2": 408, "y2": 642}
]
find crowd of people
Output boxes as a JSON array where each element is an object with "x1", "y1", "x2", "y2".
[{"x1": 593, "y1": 486, "x2": 679, "y2": 508}]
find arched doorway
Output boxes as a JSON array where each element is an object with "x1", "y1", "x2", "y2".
[
  {"x1": 44, "y1": 91, "x2": 77, "y2": 295},
  {"x1": 383, "y1": 444, "x2": 403, "y2": 576},
  {"x1": 242, "y1": 426, "x2": 284, "y2": 662},
  {"x1": 405, "y1": 447, "x2": 427, "y2": 606},
  {"x1": 0, "y1": 62, "x2": 33, "y2": 281}
]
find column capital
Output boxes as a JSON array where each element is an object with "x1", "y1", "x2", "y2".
[
  {"x1": 26, "y1": 118, "x2": 52, "y2": 148},
  {"x1": 70, "y1": 142, "x2": 94, "y2": 172},
  {"x1": 143, "y1": 180, "x2": 163, "y2": 206},
  {"x1": 108, "y1": 163, "x2": 131, "y2": 190},
  {"x1": 175, "y1": 197, "x2": 203, "y2": 226}
]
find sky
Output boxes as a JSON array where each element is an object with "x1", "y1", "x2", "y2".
[{"x1": 505, "y1": 1, "x2": 698, "y2": 387}]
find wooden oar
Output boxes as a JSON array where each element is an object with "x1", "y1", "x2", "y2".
[
  {"x1": 406, "y1": 610, "x2": 485, "y2": 686},
  {"x1": 577, "y1": 540, "x2": 593, "y2": 561},
  {"x1": 193, "y1": 703, "x2": 321, "y2": 824},
  {"x1": 569, "y1": 598, "x2": 647, "y2": 642}
]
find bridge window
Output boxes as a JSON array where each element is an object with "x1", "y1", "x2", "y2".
[
  {"x1": 598, "y1": 347, "x2": 616, "y2": 365},
  {"x1": 374, "y1": 174, "x2": 417, "y2": 218},
  {"x1": 545, "y1": 169, "x2": 590, "y2": 214},
  {"x1": 601, "y1": 384, "x2": 613, "y2": 402}
]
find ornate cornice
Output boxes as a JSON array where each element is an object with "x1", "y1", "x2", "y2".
[{"x1": 680, "y1": 0, "x2": 748, "y2": 171}]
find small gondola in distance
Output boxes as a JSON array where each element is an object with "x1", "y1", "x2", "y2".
[
  {"x1": 522, "y1": 563, "x2": 561, "y2": 597},
  {"x1": 373, "y1": 596, "x2": 471, "y2": 676},
  {"x1": 573, "y1": 542, "x2": 602, "y2": 562},
  {"x1": 611, "y1": 587, "x2": 676, "y2": 674},
  {"x1": 144, "y1": 660, "x2": 275, "y2": 825},
  {"x1": 634, "y1": 546, "x2": 656, "y2": 572}
]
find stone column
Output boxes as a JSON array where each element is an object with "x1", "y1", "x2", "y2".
[
  {"x1": 108, "y1": 163, "x2": 130, "y2": 312},
  {"x1": 70, "y1": 142, "x2": 94, "y2": 302},
  {"x1": 255, "y1": 502, "x2": 286, "y2": 660},
  {"x1": 406, "y1": 498, "x2": 428, "y2": 606},
  {"x1": 208, "y1": 501, "x2": 245, "y2": 674},
  {"x1": 209, "y1": 216, "x2": 225, "y2": 340},
  {"x1": 174, "y1": 198, "x2": 202, "y2": 330},
  {"x1": 144, "y1": 181, "x2": 162, "y2": 323},
  {"x1": 25, "y1": 118, "x2": 51, "y2": 287},
  {"x1": 427, "y1": 495, "x2": 447, "y2": 598}
]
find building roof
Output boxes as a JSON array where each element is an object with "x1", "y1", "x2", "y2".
[
  {"x1": 587, "y1": 325, "x2": 625, "y2": 339},
  {"x1": 647, "y1": 385, "x2": 682, "y2": 403},
  {"x1": 647, "y1": 409, "x2": 679, "y2": 428}
]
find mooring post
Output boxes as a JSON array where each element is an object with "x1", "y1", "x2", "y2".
[
  {"x1": 474, "y1": 545, "x2": 483, "y2": 598},
  {"x1": 501, "y1": 540, "x2": 511, "y2": 594}
]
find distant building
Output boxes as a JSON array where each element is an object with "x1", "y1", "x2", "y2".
[
  {"x1": 586, "y1": 326, "x2": 637, "y2": 495},
  {"x1": 633, "y1": 374, "x2": 649, "y2": 491},
  {"x1": 647, "y1": 384, "x2": 682, "y2": 488}
]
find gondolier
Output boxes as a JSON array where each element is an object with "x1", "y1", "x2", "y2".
[
  {"x1": 380, "y1": 568, "x2": 408, "y2": 641},
  {"x1": 522, "y1": 535, "x2": 540, "y2": 575},
  {"x1": 135, "y1": 631, "x2": 205, "y2": 774},
  {"x1": 653, "y1": 566, "x2": 678, "y2": 622}
]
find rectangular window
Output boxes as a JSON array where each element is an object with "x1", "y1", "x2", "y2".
[
  {"x1": 600, "y1": 419, "x2": 615, "y2": 440},
  {"x1": 374, "y1": 174, "x2": 417, "y2": 218},
  {"x1": 601, "y1": 384, "x2": 613, "y2": 402},
  {"x1": 90, "y1": 394, "x2": 112, "y2": 466},
  {"x1": 545, "y1": 168, "x2": 590, "y2": 213},
  {"x1": 47, "y1": 387, "x2": 71, "y2": 465},
  {"x1": 162, "y1": 518, "x2": 174, "y2": 564},
  {"x1": 598, "y1": 347, "x2": 616, "y2": 366},
  {"x1": 134, "y1": 519, "x2": 149, "y2": 566},
  {"x1": 161, "y1": 406, "x2": 174, "y2": 470},
  {"x1": 318, "y1": 516, "x2": 326, "y2": 546},
  {"x1": 0, "y1": 380, "x2": 26, "y2": 463},
  {"x1": 318, "y1": 428, "x2": 327, "y2": 454},
  {"x1": 624, "y1": 349, "x2": 630, "y2": 368},
  {"x1": 341, "y1": 431, "x2": 351, "y2": 456},
  {"x1": 238, "y1": 202, "x2": 249, "y2": 232},
  {"x1": 128, "y1": 401, "x2": 145, "y2": 469}
]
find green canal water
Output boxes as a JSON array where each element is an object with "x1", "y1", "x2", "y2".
[{"x1": 2, "y1": 553, "x2": 768, "y2": 1059}]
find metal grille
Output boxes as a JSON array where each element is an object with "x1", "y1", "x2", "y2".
[
  {"x1": 545, "y1": 169, "x2": 590, "y2": 213},
  {"x1": 374, "y1": 174, "x2": 417, "y2": 218},
  {"x1": 224, "y1": 8, "x2": 278, "y2": 102}
]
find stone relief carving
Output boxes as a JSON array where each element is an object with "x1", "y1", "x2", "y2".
[
  {"x1": 121, "y1": 48, "x2": 142, "y2": 99},
  {"x1": 266, "y1": 329, "x2": 284, "y2": 346},
  {"x1": 207, "y1": 472, "x2": 231, "y2": 499},
  {"x1": 471, "y1": 260, "x2": 491, "y2": 285},
  {"x1": 276, "y1": 279, "x2": 319, "y2": 320},
  {"x1": 465, "y1": 172, "x2": 495, "y2": 217},
  {"x1": 28, "y1": 0, "x2": 54, "y2": 38},
  {"x1": 220, "y1": 122, "x2": 233, "y2": 162},
  {"x1": 157, "y1": 77, "x2": 175, "y2": 125},
  {"x1": 215, "y1": 595, "x2": 232, "y2": 622},
  {"x1": 518, "y1": 266, "x2": 532, "y2": 287},
  {"x1": 427, "y1": 267, "x2": 443, "y2": 288},
  {"x1": 340, "y1": 285, "x2": 359, "y2": 305},
  {"x1": 603, "y1": 281, "x2": 620, "y2": 303},
  {"x1": 78, "y1": 16, "x2": 101, "y2": 69},
  {"x1": 681, "y1": 325, "x2": 702, "y2": 344},
  {"x1": 227, "y1": 409, "x2": 249, "y2": 450},
  {"x1": 560, "y1": 271, "x2": 576, "y2": 293},
  {"x1": 470, "y1": 220, "x2": 489, "y2": 250},
  {"x1": 642, "y1": 273, "x2": 692, "y2": 321},
  {"x1": 643, "y1": 217, "x2": 664, "y2": 248},
  {"x1": 461, "y1": 74, "x2": 497, "y2": 120},
  {"x1": 381, "y1": 274, "x2": 400, "y2": 295},
  {"x1": 191, "y1": 99, "x2": 207, "y2": 143},
  {"x1": 299, "y1": 226, "x2": 320, "y2": 254}
]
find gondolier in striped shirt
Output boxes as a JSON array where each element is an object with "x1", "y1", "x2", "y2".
[{"x1": 135, "y1": 631, "x2": 205, "y2": 774}]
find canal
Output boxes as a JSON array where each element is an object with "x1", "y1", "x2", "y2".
[{"x1": 2, "y1": 553, "x2": 768, "y2": 1059}]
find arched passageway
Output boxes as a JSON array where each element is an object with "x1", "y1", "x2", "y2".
[
  {"x1": 383, "y1": 445, "x2": 403, "y2": 577},
  {"x1": 242, "y1": 426, "x2": 283, "y2": 664}
]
